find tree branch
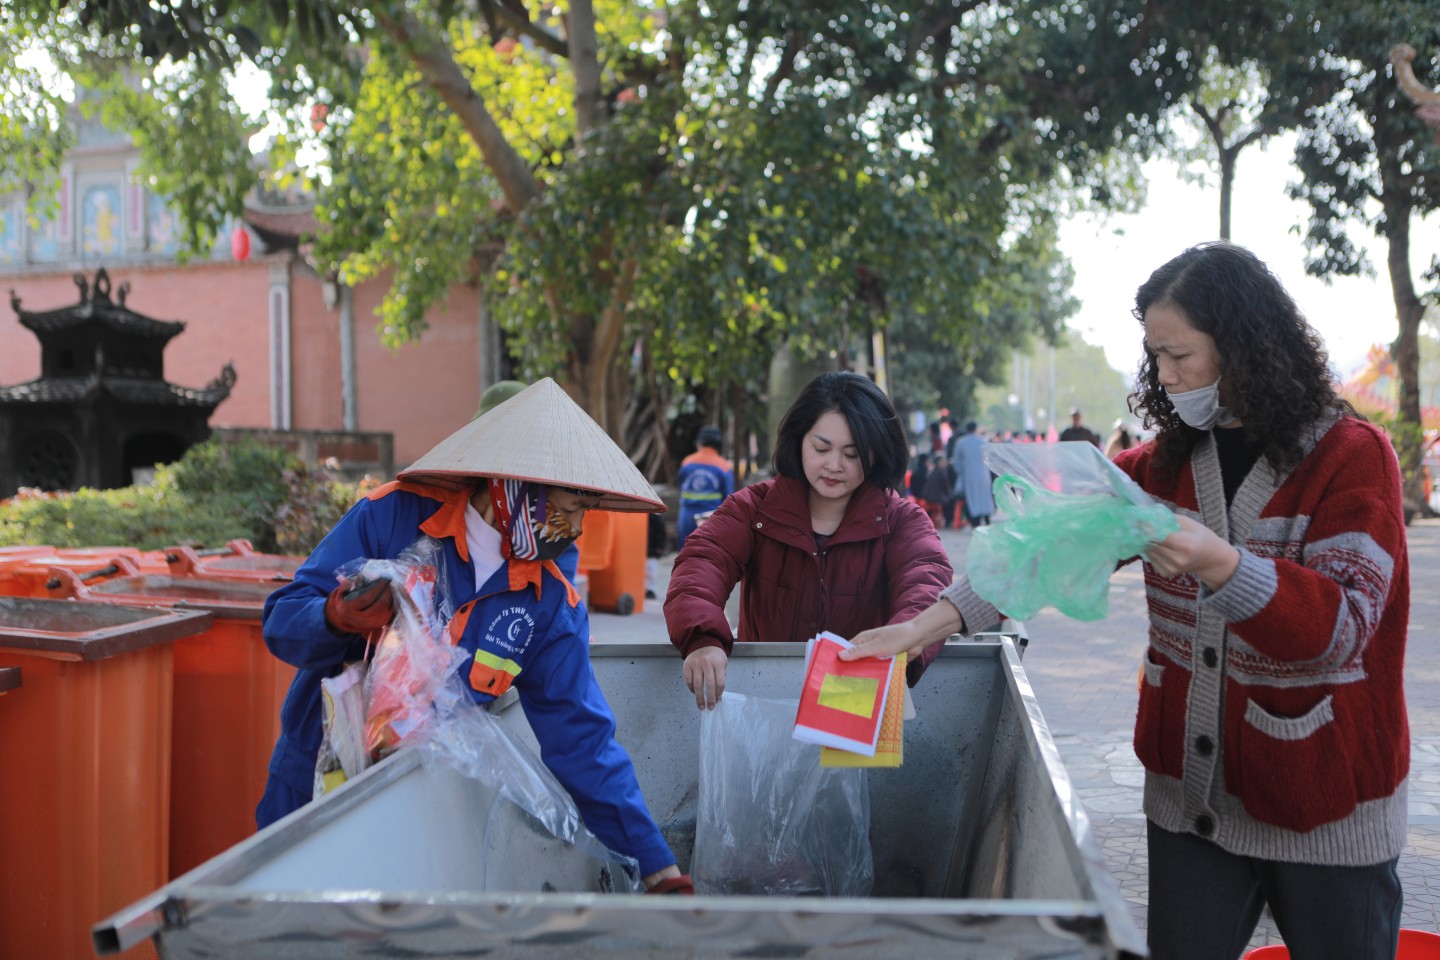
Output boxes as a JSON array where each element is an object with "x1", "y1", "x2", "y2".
[
  {"x1": 1391, "y1": 44, "x2": 1440, "y2": 106},
  {"x1": 477, "y1": 0, "x2": 568, "y2": 57},
  {"x1": 375, "y1": 5, "x2": 542, "y2": 211},
  {"x1": 1190, "y1": 100, "x2": 1226, "y2": 144},
  {"x1": 568, "y1": 0, "x2": 602, "y2": 141},
  {"x1": 762, "y1": 32, "x2": 800, "y2": 102},
  {"x1": 593, "y1": 256, "x2": 639, "y2": 383},
  {"x1": 737, "y1": 35, "x2": 757, "y2": 97}
]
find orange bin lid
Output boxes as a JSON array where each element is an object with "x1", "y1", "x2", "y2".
[
  {"x1": 47, "y1": 568, "x2": 282, "y2": 620},
  {"x1": 0, "y1": 595, "x2": 213, "y2": 660}
]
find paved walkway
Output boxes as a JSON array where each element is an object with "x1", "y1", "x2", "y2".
[{"x1": 589, "y1": 517, "x2": 1440, "y2": 946}]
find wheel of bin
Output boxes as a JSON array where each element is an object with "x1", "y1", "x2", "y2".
[{"x1": 615, "y1": 592, "x2": 635, "y2": 616}]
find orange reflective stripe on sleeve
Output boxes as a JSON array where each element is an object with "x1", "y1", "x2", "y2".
[{"x1": 468, "y1": 648, "x2": 522, "y2": 697}]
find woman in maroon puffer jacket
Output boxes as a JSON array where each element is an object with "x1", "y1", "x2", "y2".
[{"x1": 664, "y1": 371, "x2": 954, "y2": 709}]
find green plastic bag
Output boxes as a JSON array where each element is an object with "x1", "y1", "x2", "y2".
[{"x1": 966, "y1": 473, "x2": 1177, "y2": 621}]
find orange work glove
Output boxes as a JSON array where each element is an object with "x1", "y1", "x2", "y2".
[
  {"x1": 323, "y1": 577, "x2": 396, "y2": 636},
  {"x1": 645, "y1": 874, "x2": 695, "y2": 895}
]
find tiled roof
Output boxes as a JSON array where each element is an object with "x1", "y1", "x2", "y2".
[
  {"x1": 243, "y1": 205, "x2": 318, "y2": 240},
  {"x1": 10, "y1": 268, "x2": 184, "y2": 340},
  {"x1": 18, "y1": 303, "x2": 184, "y2": 341},
  {"x1": 0, "y1": 366, "x2": 235, "y2": 408},
  {"x1": 0, "y1": 378, "x2": 93, "y2": 403}
]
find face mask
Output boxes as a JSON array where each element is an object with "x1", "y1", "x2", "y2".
[
  {"x1": 530, "y1": 522, "x2": 580, "y2": 561},
  {"x1": 1165, "y1": 378, "x2": 1237, "y2": 431},
  {"x1": 489, "y1": 479, "x2": 581, "y2": 561},
  {"x1": 529, "y1": 488, "x2": 585, "y2": 561}
]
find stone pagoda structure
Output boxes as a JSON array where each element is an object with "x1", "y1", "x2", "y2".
[{"x1": 0, "y1": 267, "x2": 235, "y2": 496}]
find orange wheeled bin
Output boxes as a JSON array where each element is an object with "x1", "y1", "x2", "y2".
[
  {"x1": 0, "y1": 596, "x2": 213, "y2": 960},
  {"x1": 57, "y1": 544, "x2": 171, "y2": 575},
  {"x1": 165, "y1": 538, "x2": 302, "y2": 582},
  {"x1": 0, "y1": 545, "x2": 55, "y2": 596},
  {"x1": 6, "y1": 549, "x2": 141, "y2": 598},
  {"x1": 576, "y1": 510, "x2": 648, "y2": 615},
  {"x1": 46, "y1": 566, "x2": 293, "y2": 878}
]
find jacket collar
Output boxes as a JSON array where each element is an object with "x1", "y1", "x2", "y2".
[
  {"x1": 368, "y1": 479, "x2": 577, "y2": 607},
  {"x1": 757, "y1": 476, "x2": 894, "y2": 547}
]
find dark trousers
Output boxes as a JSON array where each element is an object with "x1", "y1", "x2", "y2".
[{"x1": 1146, "y1": 820, "x2": 1402, "y2": 960}]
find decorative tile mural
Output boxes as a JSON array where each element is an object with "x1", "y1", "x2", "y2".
[
  {"x1": 29, "y1": 211, "x2": 61, "y2": 261},
  {"x1": 0, "y1": 203, "x2": 21, "y2": 265},
  {"x1": 147, "y1": 191, "x2": 180, "y2": 256},
  {"x1": 81, "y1": 181, "x2": 122, "y2": 258}
]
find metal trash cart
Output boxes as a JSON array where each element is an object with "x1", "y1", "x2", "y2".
[{"x1": 96, "y1": 638, "x2": 1146, "y2": 959}]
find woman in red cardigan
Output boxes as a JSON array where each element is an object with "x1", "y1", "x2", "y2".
[
  {"x1": 664, "y1": 371, "x2": 953, "y2": 709},
  {"x1": 843, "y1": 242, "x2": 1409, "y2": 960}
]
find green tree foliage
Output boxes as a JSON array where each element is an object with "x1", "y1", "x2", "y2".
[
  {"x1": 1152, "y1": 4, "x2": 1345, "y2": 241},
  {"x1": 2, "y1": 0, "x2": 1183, "y2": 442},
  {"x1": 0, "y1": 438, "x2": 355, "y2": 553},
  {"x1": 1279, "y1": 0, "x2": 1440, "y2": 518},
  {"x1": 889, "y1": 220, "x2": 1079, "y2": 423},
  {"x1": 973, "y1": 332, "x2": 1130, "y2": 437},
  {"x1": 0, "y1": 7, "x2": 76, "y2": 220}
]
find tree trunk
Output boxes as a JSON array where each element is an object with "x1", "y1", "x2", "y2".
[
  {"x1": 376, "y1": 6, "x2": 541, "y2": 212},
  {"x1": 567, "y1": 0, "x2": 603, "y2": 143},
  {"x1": 1217, "y1": 148, "x2": 1236, "y2": 241},
  {"x1": 1382, "y1": 202, "x2": 1431, "y2": 521},
  {"x1": 729, "y1": 381, "x2": 747, "y2": 482}
]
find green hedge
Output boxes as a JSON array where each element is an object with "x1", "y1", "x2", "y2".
[{"x1": 0, "y1": 438, "x2": 357, "y2": 554}]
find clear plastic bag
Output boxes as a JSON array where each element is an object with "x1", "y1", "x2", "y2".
[
  {"x1": 313, "y1": 659, "x2": 370, "y2": 799},
  {"x1": 967, "y1": 442, "x2": 1177, "y2": 621},
  {"x1": 692, "y1": 691, "x2": 873, "y2": 897},
  {"x1": 416, "y1": 702, "x2": 639, "y2": 889},
  {"x1": 982, "y1": 439, "x2": 1155, "y2": 507}
]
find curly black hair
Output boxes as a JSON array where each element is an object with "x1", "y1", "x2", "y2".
[
  {"x1": 773, "y1": 371, "x2": 909, "y2": 491},
  {"x1": 1129, "y1": 241, "x2": 1358, "y2": 476}
]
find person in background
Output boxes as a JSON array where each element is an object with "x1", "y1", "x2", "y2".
[
  {"x1": 951, "y1": 420, "x2": 994, "y2": 527},
  {"x1": 473, "y1": 379, "x2": 527, "y2": 421},
  {"x1": 1104, "y1": 418, "x2": 1137, "y2": 460},
  {"x1": 908, "y1": 445, "x2": 930, "y2": 501},
  {"x1": 645, "y1": 512, "x2": 668, "y2": 601},
  {"x1": 1059, "y1": 407, "x2": 1101, "y2": 446},
  {"x1": 664, "y1": 371, "x2": 952, "y2": 708},
  {"x1": 921, "y1": 451, "x2": 956, "y2": 528},
  {"x1": 259, "y1": 378, "x2": 693, "y2": 894},
  {"x1": 842, "y1": 241, "x2": 1409, "y2": 958},
  {"x1": 676, "y1": 425, "x2": 734, "y2": 553}
]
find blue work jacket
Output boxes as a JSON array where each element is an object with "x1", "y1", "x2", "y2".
[{"x1": 260, "y1": 480, "x2": 674, "y2": 876}]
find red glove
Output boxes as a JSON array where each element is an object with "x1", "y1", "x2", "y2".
[
  {"x1": 645, "y1": 874, "x2": 695, "y2": 895},
  {"x1": 324, "y1": 577, "x2": 396, "y2": 636}
]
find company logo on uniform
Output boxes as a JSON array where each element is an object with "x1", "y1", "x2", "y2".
[
  {"x1": 684, "y1": 472, "x2": 720, "y2": 494},
  {"x1": 485, "y1": 605, "x2": 537, "y2": 655}
]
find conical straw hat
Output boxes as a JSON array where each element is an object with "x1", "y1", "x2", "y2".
[{"x1": 398, "y1": 377, "x2": 665, "y2": 513}]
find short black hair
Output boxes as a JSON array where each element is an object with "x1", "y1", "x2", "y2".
[
  {"x1": 772, "y1": 371, "x2": 909, "y2": 490},
  {"x1": 696, "y1": 425, "x2": 723, "y2": 450}
]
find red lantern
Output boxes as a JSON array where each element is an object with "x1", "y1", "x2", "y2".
[{"x1": 231, "y1": 225, "x2": 251, "y2": 262}]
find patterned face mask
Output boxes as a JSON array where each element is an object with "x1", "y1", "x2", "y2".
[{"x1": 487, "y1": 478, "x2": 583, "y2": 561}]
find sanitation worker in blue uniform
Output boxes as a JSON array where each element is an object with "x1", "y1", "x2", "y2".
[
  {"x1": 676, "y1": 425, "x2": 734, "y2": 552},
  {"x1": 257, "y1": 378, "x2": 692, "y2": 894}
]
